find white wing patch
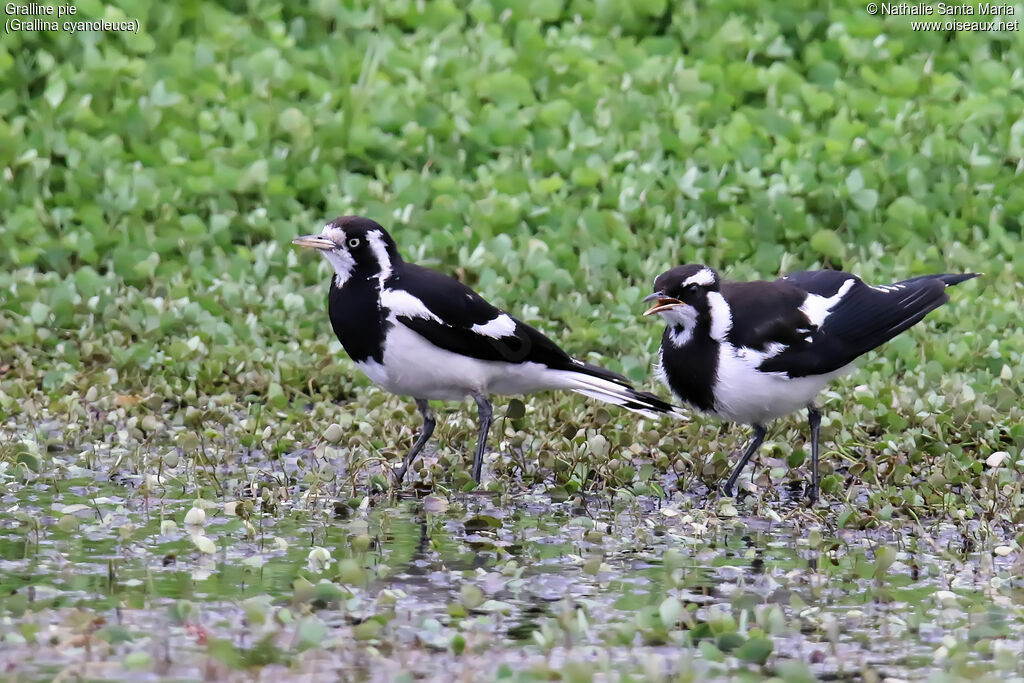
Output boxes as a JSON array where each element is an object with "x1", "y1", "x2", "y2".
[
  {"x1": 470, "y1": 313, "x2": 517, "y2": 339},
  {"x1": 799, "y1": 278, "x2": 855, "y2": 327},
  {"x1": 683, "y1": 267, "x2": 717, "y2": 288},
  {"x1": 380, "y1": 288, "x2": 443, "y2": 323},
  {"x1": 735, "y1": 341, "x2": 787, "y2": 366},
  {"x1": 706, "y1": 291, "x2": 733, "y2": 342}
]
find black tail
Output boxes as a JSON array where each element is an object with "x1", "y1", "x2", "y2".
[
  {"x1": 936, "y1": 272, "x2": 981, "y2": 287},
  {"x1": 863, "y1": 272, "x2": 977, "y2": 342},
  {"x1": 894, "y1": 272, "x2": 981, "y2": 288}
]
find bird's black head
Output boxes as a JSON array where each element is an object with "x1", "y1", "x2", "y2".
[
  {"x1": 642, "y1": 264, "x2": 720, "y2": 324},
  {"x1": 292, "y1": 215, "x2": 403, "y2": 286}
]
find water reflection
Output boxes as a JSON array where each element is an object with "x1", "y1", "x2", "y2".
[{"x1": 1, "y1": 487, "x2": 1022, "y2": 680}]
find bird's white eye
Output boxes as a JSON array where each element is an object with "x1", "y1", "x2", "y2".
[{"x1": 348, "y1": 237, "x2": 361, "y2": 248}]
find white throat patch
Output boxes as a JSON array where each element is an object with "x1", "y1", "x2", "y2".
[
  {"x1": 659, "y1": 305, "x2": 698, "y2": 347},
  {"x1": 317, "y1": 227, "x2": 354, "y2": 287}
]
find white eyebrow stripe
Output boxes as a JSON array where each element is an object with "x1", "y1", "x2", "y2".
[
  {"x1": 683, "y1": 268, "x2": 716, "y2": 287},
  {"x1": 320, "y1": 226, "x2": 345, "y2": 243}
]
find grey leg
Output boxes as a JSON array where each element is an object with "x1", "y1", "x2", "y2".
[
  {"x1": 807, "y1": 405, "x2": 821, "y2": 504},
  {"x1": 393, "y1": 399, "x2": 435, "y2": 485},
  {"x1": 721, "y1": 424, "x2": 767, "y2": 497},
  {"x1": 470, "y1": 393, "x2": 493, "y2": 483}
]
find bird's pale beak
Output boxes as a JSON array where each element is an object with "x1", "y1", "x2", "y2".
[
  {"x1": 292, "y1": 234, "x2": 335, "y2": 250},
  {"x1": 642, "y1": 292, "x2": 684, "y2": 316}
]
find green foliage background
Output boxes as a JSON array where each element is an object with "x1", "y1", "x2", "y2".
[
  {"x1": 1, "y1": 0, "x2": 1021, "y2": 494},
  {"x1": 1, "y1": 1, "x2": 1024, "y2": 679}
]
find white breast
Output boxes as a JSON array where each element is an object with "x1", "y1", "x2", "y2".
[
  {"x1": 711, "y1": 342, "x2": 851, "y2": 424},
  {"x1": 358, "y1": 321, "x2": 568, "y2": 400}
]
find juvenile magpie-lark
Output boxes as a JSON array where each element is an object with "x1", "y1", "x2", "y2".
[
  {"x1": 294, "y1": 216, "x2": 684, "y2": 484},
  {"x1": 643, "y1": 264, "x2": 978, "y2": 502}
]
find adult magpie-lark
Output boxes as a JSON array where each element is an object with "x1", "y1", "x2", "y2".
[
  {"x1": 643, "y1": 264, "x2": 978, "y2": 502},
  {"x1": 294, "y1": 216, "x2": 683, "y2": 484}
]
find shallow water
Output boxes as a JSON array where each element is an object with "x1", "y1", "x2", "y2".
[{"x1": 2, "y1": 469, "x2": 1023, "y2": 682}]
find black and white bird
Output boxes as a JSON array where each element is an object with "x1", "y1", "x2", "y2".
[
  {"x1": 642, "y1": 264, "x2": 978, "y2": 502},
  {"x1": 293, "y1": 216, "x2": 684, "y2": 485}
]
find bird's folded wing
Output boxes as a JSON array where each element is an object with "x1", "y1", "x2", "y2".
[
  {"x1": 722, "y1": 279, "x2": 816, "y2": 352},
  {"x1": 756, "y1": 271, "x2": 952, "y2": 378},
  {"x1": 383, "y1": 264, "x2": 575, "y2": 368}
]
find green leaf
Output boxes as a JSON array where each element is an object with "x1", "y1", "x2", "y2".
[
  {"x1": 122, "y1": 651, "x2": 153, "y2": 670},
  {"x1": 505, "y1": 399, "x2": 526, "y2": 420},
  {"x1": 775, "y1": 660, "x2": 817, "y2": 683},
  {"x1": 353, "y1": 619, "x2": 383, "y2": 641},
  {"x1": 845, "y1": 169, "x2": 865, "y2": 194},
  {"x1": 267, "y1": 382, "x2": 287, "y2": 409},
  {"x1": 697, "y1": 640, "x2": 724, "y2": 662},
  {"x1": 851, "y1": 188, "x2": 879, "y2": 212},
  {"x1": 464, "y1": 515, "x2": 502, "y2": 531},
  {"x1": 29, "y1": 302, "x2": 51, "y2": 326},
  {"x1": 735, "y1": 635, "x2": 774, "y2": 664},
  {"x1": 297, "y1": 616, "x2": 327, "y2": 649},
  {"x1": 809, "y1": 229, "x2": 846, "y2": 260},
  {"x1": 874, "y1": 545, "x2": 897, "y2": 579},
  {"x1": 659, "y1": 596, "x2": 682, "y2": 628},
  {"x1": 97, "y1": 626, "x2": 134, "y2": 644}
]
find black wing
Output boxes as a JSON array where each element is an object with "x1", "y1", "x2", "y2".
[
  {"x1": 753, "y1": 270, "x2": 975, "y2": 378},
  {"x1": 385, "y1": 264, "x2": 633, "y2": 385},
  {"x1": 720, "y1": 279, "x2": 815, "y2": 351}
]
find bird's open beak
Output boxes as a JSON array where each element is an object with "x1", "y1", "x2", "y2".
[
  {"x1": 292, "y1": 234, "x2": 335, "y2": 250},
  {"x1": 642, "y1": 292, "x2": 685, "y2": 316}
]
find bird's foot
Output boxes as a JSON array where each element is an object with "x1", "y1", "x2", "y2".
[{"x1": 806, "y1": 485, "x2": 819, "y2": 506}]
